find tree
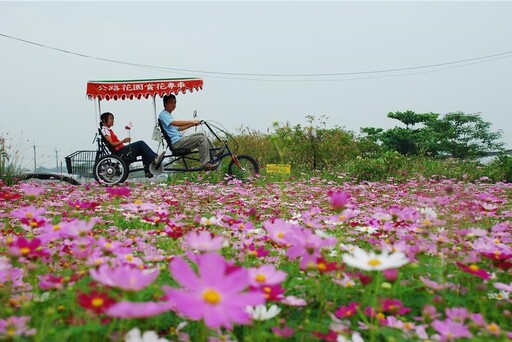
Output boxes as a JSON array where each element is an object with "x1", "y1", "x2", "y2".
[{"x1": 361, "y1": 111, "x2": 503, "y2": 159}]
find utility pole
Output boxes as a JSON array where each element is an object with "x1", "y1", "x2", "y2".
[
  {"x1": 0, "y1": 136, "x2": 5, "y2": 171},
  {"x1": 55, "y1": 149, "x2": 59, "y2": 173},
  {"x1": 33, "y1": 142, "x2": 37, "y2": 173}
]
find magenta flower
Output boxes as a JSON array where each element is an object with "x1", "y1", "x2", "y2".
[
  {"x1": 455, "y1": 262, "x2": 490, "y2": 280},
  {"x1": 90, "y1": 264, "x2": 159, "y2": 291},
  {"x1": 8, "y1": 237, "x2": 48, "y2": 259},
  {"x1": 328, "y1": 190, "x2": 350, "y2": 212},
  {"x1": 184, "y1": 231, "x2": 225, "y2": 252},
  {"x1": 335, "y1": 302, "x2": 360, "y2": 318},
  {"x1": 431, "y1": 319, "x2": 473, "y2": 341},
  {"x1": 105, "y1": 186, "x2": 131, "y2": 197},
  {"x1": 166, "y1": 253, "x2": 264, "y2": 330}
]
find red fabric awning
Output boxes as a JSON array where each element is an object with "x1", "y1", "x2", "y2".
[{"x1": 86, "y1": 78, "x2": 203, "y2": 101}]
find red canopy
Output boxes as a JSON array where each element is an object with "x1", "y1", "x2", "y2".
[{"x1": 86, "y1": 78, "x2": 203, "y2": 101}]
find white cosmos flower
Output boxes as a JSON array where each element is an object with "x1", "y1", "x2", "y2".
[
  {"x1": 342, "y1": 248, "x2": 409, "y2": 271},
  {"x1": 355, "y1": 226, "x2": 378, "y2": 234},
  {"x1": 125, "y1": 328, "x2": 169, "y2": 342},
  {"x1": 246, "y1": 304, "x2": 282, "y2": 320}
]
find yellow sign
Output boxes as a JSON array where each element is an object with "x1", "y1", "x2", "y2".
[{"x1": 266, "y1": 164, "x2": 291, "y2": 174}]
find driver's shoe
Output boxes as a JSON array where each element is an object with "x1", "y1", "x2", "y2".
[{"x1": 204, "y1": 161, "x2": 220, "y2": 171}]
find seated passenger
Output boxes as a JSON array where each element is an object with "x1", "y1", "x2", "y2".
[{"x1": 100, "y1": 112, "x2": 165, "y2": 178}]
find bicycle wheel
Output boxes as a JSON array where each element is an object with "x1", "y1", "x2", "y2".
[
  {"x1": 93, "y1": 155, "x2": 129, "y2": 185},
  {"x1": 227, "y1": 155, "x2": 259, "y2": 180}
]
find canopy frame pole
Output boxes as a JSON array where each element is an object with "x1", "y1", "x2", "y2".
[
  {"x1": 152, "y1": 95, "x2": 163, "y2": 152},
  {"x1": 152, "y1": 96, "x2": 157, "y2": 126}
]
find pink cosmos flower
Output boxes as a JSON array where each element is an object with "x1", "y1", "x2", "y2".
[
  {"x1": 494, "y1": 282, "x2": 512, "y2": 292},
  {"x1": 106, "y1": 300, "x2": 171, "y2": 318},
  {"x1": 247, "y1": 264, "x2": 286, "y2": 287},
  {"x1": 184, "y1": 231, "x2": 225, "y2": 252},
  {"x1": 284, "y1": 227, "x2": 336, "y2": 269},
  {"x1": 431, "y1": 319, "x2": 473, "y2": 341},
  {"x1": 10, "y1": 205, "x2": 47, "y2": 220},
  {"x1": 38, "y1": 274, "x2": 64, "y2": 290},
  {"x1": 280, "y1": 295, "x2": 307, "y2": 306},
  {"x1": 263, "y1": 219, "x2": 295, "y2": 245},
  {"x1": 0, "y1": 316, "x2": 36, "y2": 338},
  {"x1": 90, "y1": 264, "x2": 159, "y2": 291},
  {"x1": 19, "y1": 183, "x2": 45, "y2": 196},
  {"x1": 445, "y1": 307, "x2": 469, "y2": 323},
  {"x1": 272, "y1": 325, "x2": 295, "y2": 338},
  {"x1": 59, "y1": 219, "x2": 97, "y2": 239},
  {"x1": 166, "y1": 253, "x2": 264, "y2": 330}
]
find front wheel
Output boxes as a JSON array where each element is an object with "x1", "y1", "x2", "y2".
[
  {"x1": 93, "y1": 155, "x2": 129, "y2": 185},
  {"x1": 227, "y1": 155, "x2": 259, "y2": 180}
]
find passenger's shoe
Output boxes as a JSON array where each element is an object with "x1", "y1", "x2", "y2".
[
  {"x1": 144, "y1": 170, "x2": 154, "y2": 178},
  {"x1": 152, "y1": 152, "x2": 166, "y2": 168},
  {"x1": 203, "y1": 161, "x2": 220, "y2": 171}
]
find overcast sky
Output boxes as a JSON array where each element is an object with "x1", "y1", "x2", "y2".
[{"x1": 1, "y1": 1, "x2": 511, "y2": 170}]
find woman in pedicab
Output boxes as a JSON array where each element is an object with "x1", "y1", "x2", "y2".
[{"x1": 100, "y1": 112, "x2": 165, "y2": 178}]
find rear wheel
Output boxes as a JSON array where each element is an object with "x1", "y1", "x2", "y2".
[
  {"x1": 227, "y1": 155, "x2": 259, "y2": 180},
  {"x1": 93, "y1": 155, "x2": 129, "y2": 185}
]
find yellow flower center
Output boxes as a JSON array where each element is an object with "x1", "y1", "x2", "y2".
[
  {"x1": 20, "y1": 247, "x2": 30, "y2": 255},
  {"x1": 338, "y1": 215, "x2": 346, "y2": 220},
  {"x1": 317, "y1": 262, "x2": 327, "y2": 271},
  {"x1": 30, "y1": 221, "x2": 38, "y2": 228},
  {"x1": 368, "y1": 258, "x2": 381, "y2": 266},
  {"x1": 53, "y1": 225, "x2": 60, "y2": 231},
  {"x1": 488, "y1": 323, "x2": 499, "y2": 333},
  {"x1": 92, "y1": 298, "x2": 104, "y2": 307},
  {"x1": 469, "y1": 264, "x2": 479, "y2": 271},
  {"x1": 202, "y1": 289, "x2": 222, "y2": 305},
  {"x1": 134, "y1": 199, "x2": 143, "y2": 204},
  {"x1": 26, "y1": 212, "x2": 33, "y2": 218},
  {"x1": 277, "y1": 232, "x2": 285, "y2": 239},
  {"x1": 255, "y1": 274, "x2": 267, "y2": 282}
]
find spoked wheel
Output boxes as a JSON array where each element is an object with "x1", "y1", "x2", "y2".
[
  {"x1": 93, "y1": 155, "x2": 129, "y2": 185},
  {"x1": 227, "y1": 155, "x2": 259, "y2": 180}
]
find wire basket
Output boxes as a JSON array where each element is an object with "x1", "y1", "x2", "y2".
[{"x1": 65, "y1": 150, "x2": 98, "y2": 177}]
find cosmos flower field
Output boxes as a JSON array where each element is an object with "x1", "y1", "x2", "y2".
[{"x1": 0, "y1": 175, "x2": 511, "y2": 341}]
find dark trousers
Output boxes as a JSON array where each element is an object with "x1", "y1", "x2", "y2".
[{"x1": 116, "y1": 141, "x2": 157, "y2": 166}]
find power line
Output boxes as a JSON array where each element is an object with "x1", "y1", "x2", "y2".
[{"x1": 1, "y1": 32, "x2": 511, "y2": 80}]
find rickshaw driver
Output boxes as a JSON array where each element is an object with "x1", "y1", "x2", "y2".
[{"x1": 159, "y1": 94, "x2": 220, "y2": 170}]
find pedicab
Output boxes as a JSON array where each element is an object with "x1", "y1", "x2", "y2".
[{"x1": 65, "y1": 78, "x2": 259, "y2": 185}]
